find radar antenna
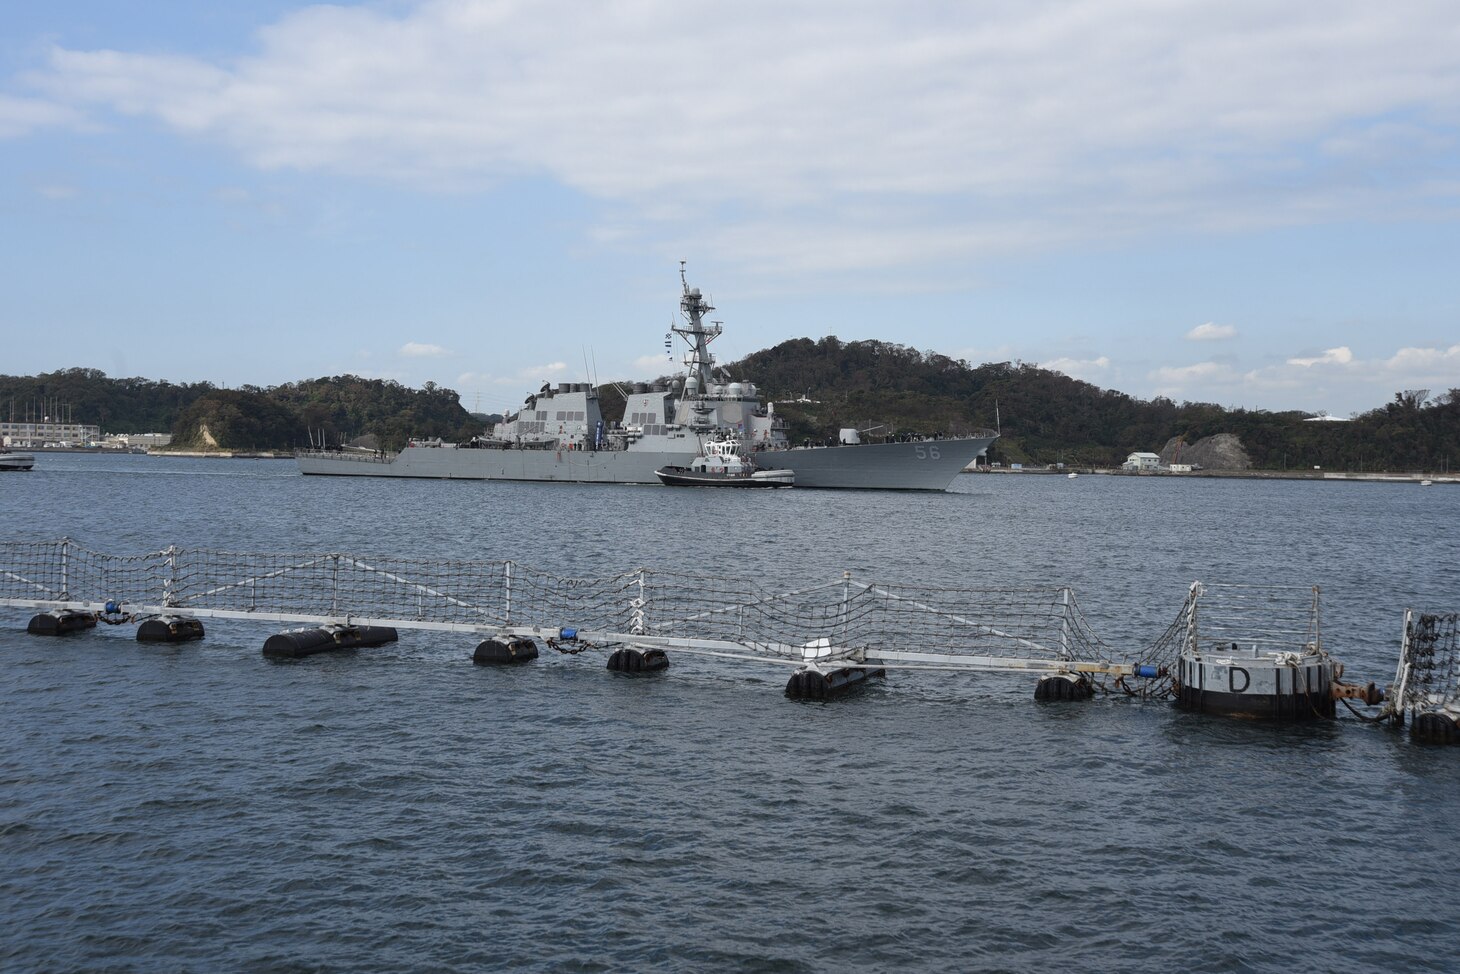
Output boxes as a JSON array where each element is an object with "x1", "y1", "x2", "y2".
[{"x1": 671, "y1": 262, "x2": 721, "y2": 391}]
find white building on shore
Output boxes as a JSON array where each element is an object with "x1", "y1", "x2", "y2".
[
  {"x1": 1, "y1": 420, "x2": 102, "y2": 448},
  {"x1": 102, "y1": 432, "x2": 173, "y2": 450},
  {"x1": 1122, "y1": 452, "x2": 1161, "y2": 472}
]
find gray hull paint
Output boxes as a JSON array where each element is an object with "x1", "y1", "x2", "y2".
[
  {"x1": 297, "y1": 447, "x2": 672, "y2": 484},
  {"x1": 770, "y1": 439, "x2": 992, "y2": 490},
  {"x1": 297, "y1": 434, "x2": 996, "y2": 491}
]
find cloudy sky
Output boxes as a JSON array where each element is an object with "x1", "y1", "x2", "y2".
[{"x1": 3, "y1": 1, "x2": 1457, "y2": 417}]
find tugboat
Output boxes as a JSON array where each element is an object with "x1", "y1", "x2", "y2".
[{"x1": 656, "y1": 435, "x2": 793, "y2": 488}]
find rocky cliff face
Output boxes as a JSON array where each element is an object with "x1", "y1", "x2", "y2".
[{"x1": 1159, "y1": 433, "x2": 1251, "y2": 470}]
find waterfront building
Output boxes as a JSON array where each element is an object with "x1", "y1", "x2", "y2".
[
  {"x1": 1, "y1": 421, "x2": 102, "y2": 448},
  {"x1": 1122, "y1": 451, "x2": 1161, "y2": 472}
]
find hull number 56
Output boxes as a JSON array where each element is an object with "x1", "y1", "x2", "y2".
[{"x1": 914, "y1": 445, "x2": 940, "y2": 460}]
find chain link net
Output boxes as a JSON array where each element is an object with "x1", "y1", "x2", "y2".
[
  {"x1": 635, "y1": 575, "x2": 1114, "y2": 663},
  {"x1": 2, "y1": 540, "x2": 1120, "y2": 666},
  {"x1": 1396, "y1": 612, "x2": 1460, "y2": 714},
  {"x1": 1188, "y1": 582, "x2": 1321, "y2": 658}
]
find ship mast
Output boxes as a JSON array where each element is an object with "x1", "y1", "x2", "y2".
[{"x1": 674, "y1": 260, "x2": 721, "y2": 391}]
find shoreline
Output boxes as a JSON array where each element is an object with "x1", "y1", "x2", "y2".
[
  {"x1": 967, "y1": 467, "x2": 1455, "y2": 483},
  {"x1": 21, "y1": 449, "x2": 1458, "y2": 480},
  {"x1": 2, "y1": 446, "x2": 287, "y2": 459},
  {"x1": 151, "y1": 450, "x2": 294, "y2": 459}
]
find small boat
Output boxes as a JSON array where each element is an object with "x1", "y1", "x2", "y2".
[
  {"x1": 0, "y1": 450, "x2": 36, "y2": 471},
  {"x1": 656, "y1": 434, "x2": 794, "y2": 488},
  {"x1": 1420, "y1": 480, "x2": 1433, "y2": 487},
  {"x1": 1067, "y1": 472, "x2": 1078, "y2": 479}
]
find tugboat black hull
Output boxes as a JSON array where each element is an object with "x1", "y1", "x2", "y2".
[{"x1": 655, "y1": 466, "x2": 794, "y2": 488}]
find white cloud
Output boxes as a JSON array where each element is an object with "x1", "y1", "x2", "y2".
[
  {"x1": 634, "y1": 353, "x2": 677, "y2": 373},
  {"x1": 18, "y1": 1, "x2": 1460, "y2": 275},
  {"x1": 455, "y1": 372, "x2": 487, "y2": 389},
  {"x1": 1150, "y1": 361, "x2": 1232, "y2": 384},
  {"x1": 1241, "y1": 366, "x2": 1306, "y2": 391},
  {"x1": 1043, "y1": 355, "x2": 1111, "y2": 380},
  {"x1": 425, "y1": 363, "x2": 575, "y2": 410},
  {"x1": 0, "y1": 93, "x2": 84, "y2": 137},
  {"x1": 950, "y1": 344, "x2": 1017, "y2": 364},
  {"x1": 455, "y1": 361, "x2": 572, "y2": 390},
  {"x1": 1213, "y1": 341, "x2": 1459, "y2": 410},
  {"x1": 1286, "y1": 346, "x2": 1354, "y2": 367},
  {"x1": 35, "y1": 183, "x2": 78, "y2": 200},
  {"x1": 1186, "y1": 322, "x2": 1236, "y2": 341},
  {"x1": 399, "y1": 341, "x2": 450, "y2": 358},
  {"x1": 1382, "y1": 343, "x2": 1460, "y2": 376}
]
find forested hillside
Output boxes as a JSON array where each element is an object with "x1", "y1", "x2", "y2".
[
  {"x1": 0, "y1": 368, "x2": 210, "y2": 432},
  {"x1": 726, "y1": 337, "x2": 1459, "y2": 471},
  {"x1": 265, "y1": 377, "x2": 475, "y2": 450},
  {"x1": 170, "y1": 389, "x2": 303, "y2": 451},
  {"x1": 1, "y1": 369, "x2": 474, "y2": 452}
]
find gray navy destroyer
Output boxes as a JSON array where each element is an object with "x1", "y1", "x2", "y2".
[{"x1": 297, "y1": 265, "x2": 998, "y2": 490}]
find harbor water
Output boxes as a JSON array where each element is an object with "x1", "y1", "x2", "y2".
[{"x1": 3, "y1": 454, "x2": 1458, "y2": 972}]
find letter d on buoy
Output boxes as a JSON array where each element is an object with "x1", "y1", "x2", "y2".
[{"x1": 1229, "y1": 666, "x2": 1250, "y2": 693}]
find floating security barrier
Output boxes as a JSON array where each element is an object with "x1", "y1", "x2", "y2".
[
  {"x1": 136, "y1": 616, "x2": 205, "y2": 643},
  {"x1": 27, "y1": 610, "x2": 97, "y2": 636},
  {"x1": 785, "y1": 666, "x2": 885, "y2": 700},
  {"x1": 607, "y1": 647, "x2": 670, "y2": 673},
  {"x1": 1174, "y1": 650, "x2": 1337, "y2": 720},
  {"x1": 1387, "y1": 611, "x2": 1460, "y2": 743},
  {"x1": 261, "y1": 624, "x2": 399, "y2": 659},
  {"x1": 0, "y1": 541, "x2": 1407, "y2": 725},
  {"x1": 1166, "y1": 584, "x2": 1380, "y2": 721},
  {"x1": 473, "y1": 636, "x2": 539, "y2": 665},
  {"x1": 1034, "y1": 673, "x2": 1093, "y2": 702},
  {"x1": 1410, "y1": 711, "x2": 1460, "y2": 744}
]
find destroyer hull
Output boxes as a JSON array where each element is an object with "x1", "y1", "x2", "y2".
[
  {"x1": 297, "y1": 434, "x2": 995, "y2": 491},
  {"x1": 297, "y1": 447, "x2": 671, "y2": 484},
  {"x1": 774, "y1": 438, "x2": 993, "y2": 489}
]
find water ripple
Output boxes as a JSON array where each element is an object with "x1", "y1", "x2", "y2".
[{"x1": 3, "y1": 459, "x2": 1460, "y2": 971}]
